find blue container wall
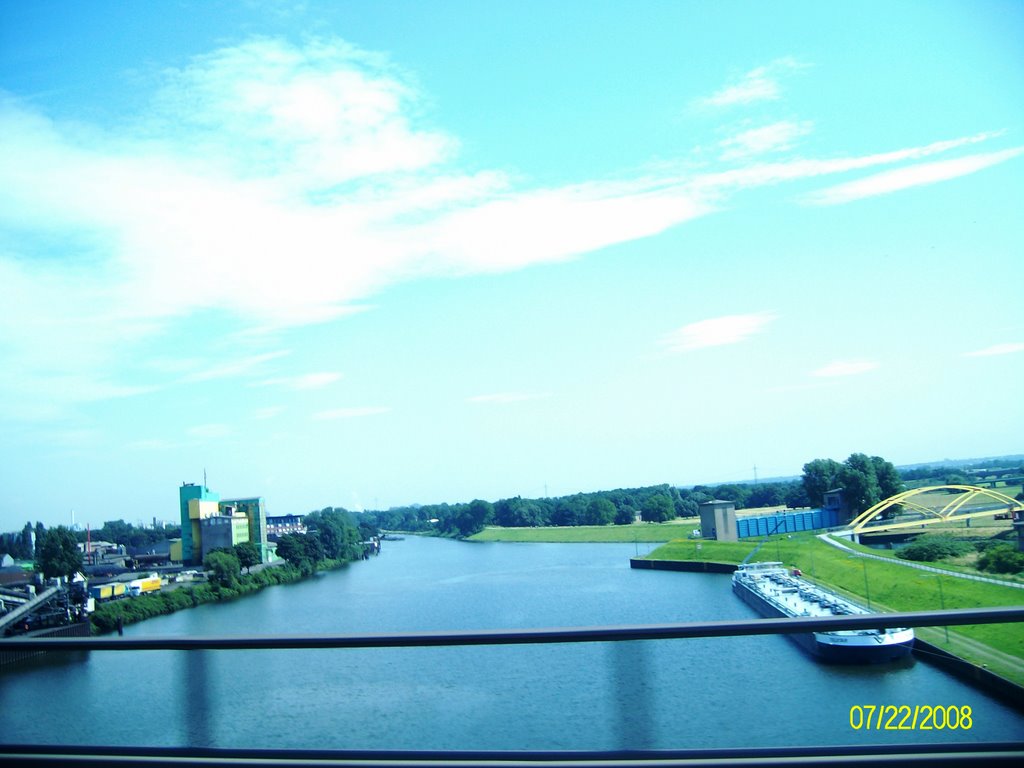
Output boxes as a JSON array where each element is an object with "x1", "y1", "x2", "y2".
[{"x1": 736, "y1": 509, "x2": 833, "y2": 539}]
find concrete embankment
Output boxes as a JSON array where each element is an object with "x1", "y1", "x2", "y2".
[{"x1": 629, "y1": 558, "x2": 737, "y2": 574}]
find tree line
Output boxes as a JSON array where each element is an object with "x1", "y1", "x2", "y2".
[
  {"x1": 354, "y1": 480, "x2": 814, "y2": 539},
  {"x1": 353, "y1": 453, "x2": 912, "y2": 539}
]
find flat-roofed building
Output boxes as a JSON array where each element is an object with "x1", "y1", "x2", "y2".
[{"x1": 266, "y1": 514, "x2": 306, "y2": 539}]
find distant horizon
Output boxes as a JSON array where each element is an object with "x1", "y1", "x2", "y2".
[
  {"x1": 8, "y1": 451, "x2": 1020, "y2": 533},
  {"x1": 2, "y1": 2, "x2": 1021, "y2": 530}
]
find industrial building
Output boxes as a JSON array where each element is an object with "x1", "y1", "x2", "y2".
[
  {"x1": 266, "y1": 514, "x2": 306, "y2": 539},
  {"x1": 178, "y1": 482, "x2": 271, "y2": 566},
  {"x1": 698, "y1": 499, "x2": 841, "y2": 542}
]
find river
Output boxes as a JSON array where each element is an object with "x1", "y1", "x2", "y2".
[{"x1": 1, "y1": 537, "x2": 1021, "y2": 750}]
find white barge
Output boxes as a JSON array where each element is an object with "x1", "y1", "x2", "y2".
[{"x1": 732, "y1": 561, "x2": 915, "y2": 663}]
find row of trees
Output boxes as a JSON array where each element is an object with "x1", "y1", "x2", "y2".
[
  {"x1": 81, "y1": 519, "x2": 181, "y2": 548},
  {"x1": 355, "y1": 480, "x2": 815, "y2": 539},
  {"x1": 0, "y1": 519, "x2": 182, "y2": 560},
  {"x1": 352, "y1": 453, "x2": 911, "y2": 540},
  {"x1": 356, "y1": 484, "x2": 703, "y2": 538},
  {"x1": 0, "y1": 522, "x2": 45, "y2": 560}
]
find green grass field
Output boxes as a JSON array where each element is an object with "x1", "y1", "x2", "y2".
[
  {"x1": 469, "y1": 520, "x2": 700, "y2": 543},
  {"x1": 646, "y1": 533, "x2": 1024, "y2": 684}
]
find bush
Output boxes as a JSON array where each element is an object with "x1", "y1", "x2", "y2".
[
  {"x1": 896, "y1": 535, "x2": 971, "y2": 562},
  {"x1": 977, "y1": 544, "x2": 1024, "y2": 574}
]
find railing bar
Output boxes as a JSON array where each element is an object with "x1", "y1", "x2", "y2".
[
  {"x1": 2, "y1": 742, "x2": 1024, "y2": 765},
  {"x1": 4, "y1": 606, "x2": 1022, "y2": 652}
]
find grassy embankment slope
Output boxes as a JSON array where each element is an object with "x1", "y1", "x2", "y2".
[
  {"x1": 469, "y1": 520, "x2": 699, "y2": 543},
  {"x1": 647, "y1": 532, "x2": 1024, "y2": 686}
]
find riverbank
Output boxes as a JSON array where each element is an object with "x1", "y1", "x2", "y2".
[
  {"x1": 89, "y1": 557, "x2": 354, "y2": 634},
  {"x1": 643, "y1": 533, "x2": 1024, "y2": 687},
  {"x1": 469, "y1": 520, "x2": 699, "y2": 543}
]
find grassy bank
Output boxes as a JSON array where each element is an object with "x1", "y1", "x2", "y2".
[
  {"x1": 89, "y1": 558, "x2": 351, "y2": 634},
  {"x1": 646, "y1": 533, "x2": 1024, "y2": 685},
  {"x1": 469, "y1": 521, "x2": 699, "y2": 543}
]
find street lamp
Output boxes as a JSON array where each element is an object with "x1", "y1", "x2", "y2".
[
  {"x1": 937, "y1": 575, "x2": 950, "y2": 644},
  {"x1": 849, "y1": 555, "x2": 871, "y2": 609}
]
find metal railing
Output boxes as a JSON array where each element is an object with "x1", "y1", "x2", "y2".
[{"x1": 2, "y1": 606, "x2": 1023, "y2": 767}]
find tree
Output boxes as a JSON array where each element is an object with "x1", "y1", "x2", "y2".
[
  {"x1": 307, "y1": 508, "x2": 367, "y2": 560},
  {"x1": 461, "y1": 499, "x2": 494, "y2": 536},
  {"x1": 840, "y1": 453, "x2": 883, "y2": 515},
  {"x1": 233, "y1": 542, "x2": 261, "y2": 574},
  {"x1": 21, "y1": 522, "x2": 34, "y2": 558},
  {"x1": 801, "y1": 459, "x2": 843, "y2": 507},
  {"x1": 276, "y1": 533, "x2": 317, "y2": 574},
  {"x1": 551, "y1": 496, "x2": 587, "y2": 527},
  {"x1": 871, "y1": 456, "x2": 904, "y2": 499},
  {"x1": 494, "y1": 497, "x2": 547, "y2": 528},
  {"x1": 641, "y1": 494, "x2": 675, "y2": 523},
  {"x1": 784, "y1": 483, "x2": 811, "y2": 509},
  {"x1": 204, "y1": 550, "x2": 241, "y2": 588},
  {"x1": 584, "y1": 498, "x2": 616, "y2": 526},
  {"x1": 613, "y1": 506, "x2": 636, "y2": 525},
  {"x1": 98, "y1": 519, "x2": 133, "y2": 546},
  {"x1": 675, "y1": 497, "x2": 699, "y2": 518},
  {"x1": 34, "y1": 526, "x2": 83, "y2": 582},
  {"x1": 746, "y1": 483, "x2": 784, "y2": 509}
]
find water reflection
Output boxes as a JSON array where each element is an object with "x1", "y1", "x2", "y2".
[
  {"x1": 183, "y1": 650, "x2": 213, "y2": 746},
  {"x1": 609, "y1": 641, "x2": 654, "y2": 748}
]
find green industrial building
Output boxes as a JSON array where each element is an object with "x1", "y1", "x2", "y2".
[{"x1": 178, "y1": 482, "x2": 271, "y2": 566}]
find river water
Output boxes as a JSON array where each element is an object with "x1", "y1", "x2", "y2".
[{"x1": 1, "y1": 537, "x2": 1021, "y2": 750}]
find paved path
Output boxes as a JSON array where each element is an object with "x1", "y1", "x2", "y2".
[{"x1": 818, "y1": 534, "x2": 1024, "y2": 590}]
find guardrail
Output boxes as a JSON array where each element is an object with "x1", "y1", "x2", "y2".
[
  {"x1": 2, "y1": 607, "x2": 1023, "y2": 767},
  {"x1": 3, "y1": 606, "x2": 1023, "y2": 651}
]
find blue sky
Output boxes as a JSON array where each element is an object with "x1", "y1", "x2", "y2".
[{"x1": 1, "y1": 1, "x2": 1022, "y2": 530}]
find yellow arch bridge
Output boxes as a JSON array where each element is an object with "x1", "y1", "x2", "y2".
[{"x1": 847, "y1": 484, "x2": 1023, "y2": 535}]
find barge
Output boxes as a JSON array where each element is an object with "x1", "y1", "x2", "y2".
[{"x1": 732, "y1": 561, "x2": 915, "y2": 663}]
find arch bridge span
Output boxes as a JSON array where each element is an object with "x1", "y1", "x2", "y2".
[{"x1": 846, "y1": 484, "x2": 1023, "y2": 535}]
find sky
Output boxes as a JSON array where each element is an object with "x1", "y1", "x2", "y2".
[{"x1": 1, "y1": 0, "x2": 1022, "y2": 530}]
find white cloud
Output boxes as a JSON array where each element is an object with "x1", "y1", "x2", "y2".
[
  {"x1": 467, "y1": 392, "x2": 552, "y2": 404},
  {"x1": 255, "y1": 372, "x2": 343, "y2": 389},
  {"x1": 145, "y1": 38, "x2": 454, "y2": 188},
  {"x1": 701, "y1": 57, "x2": 806, "y2": 107},
  {"x1": 184, "y1": 352, "x2": 290, "y2": 382},
  {"x1": 695, "y1": 132, "x2": 1005, "y2": 195},
  {"x1": 719, "y1": 121, "x2": 813, "y2": 160},
  {"x1": 964, "y1": 342, "x2": 1024, "y2": 357},
  {"x1": 314, "y1": 406, "x2": 391, "y2": 420},
  {"x1": 804, "y1": 147, "x2": 1024, "y2": 205},
  {"x1": 812, "y1": 360, "x2": 879, "y2": 377},
  {"x1": 661, "y1": 313, "x2": 776, "y2": 352},
  {"x1": 0, "y1": 37, "x2": 1019, "y2": 423}
]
